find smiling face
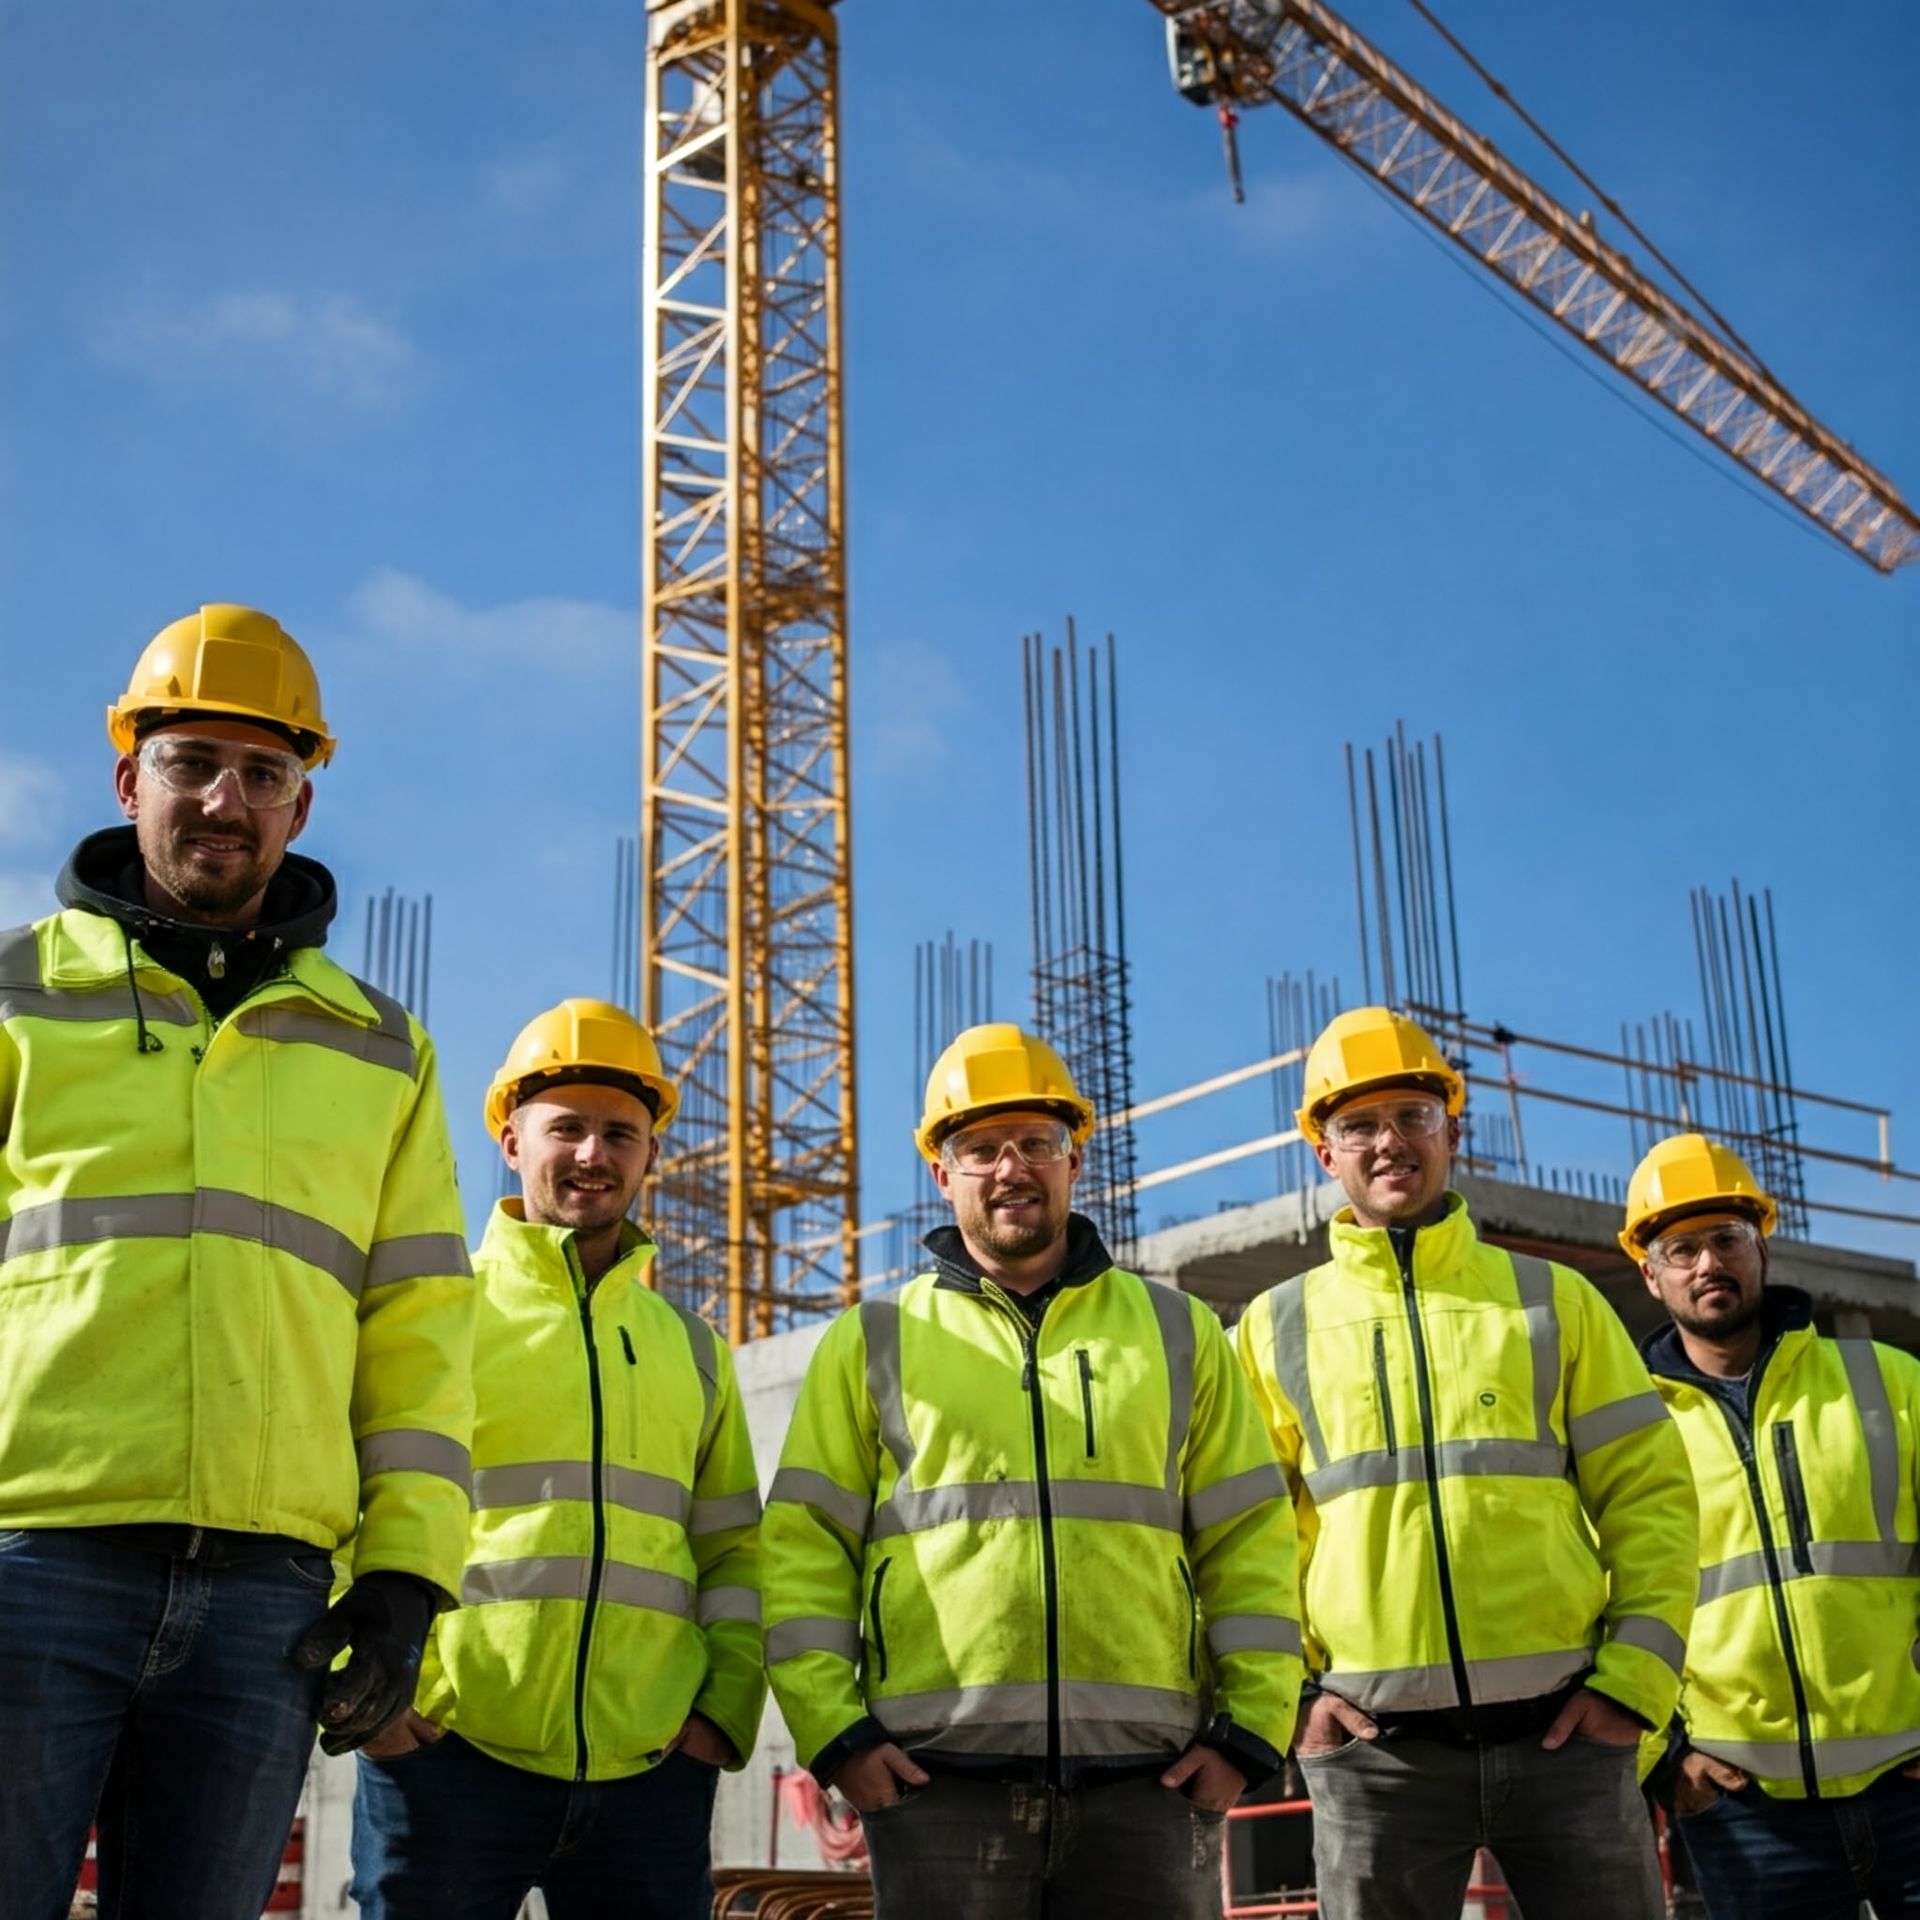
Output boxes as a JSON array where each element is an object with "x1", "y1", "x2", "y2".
[
  {"x1": 114, "y1": 717, "x2": 313, "y2": 927},
  {"x1": 503, "y1": 1082, "x2": 659, "y2": 1240},
  {"x1": 1639, "y1": 1207, "x2": 1768, "y2": 1344},
  {"x1": 1314, "y1": 1086, "x2": 1459, "y2": 1228},
  {"x1": 931, "y1": 1107, "x2": 1081, "y2": 1267}
]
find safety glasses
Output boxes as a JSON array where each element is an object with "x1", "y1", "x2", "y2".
[
  {"x1": 939, "y1": 1120, "x2": 1074, "y2": 1176},
  {"x1": 137, "y1": 735, "x2": 306, "y2": 811},
  {"x1": 1323, "y1": 1096, "x2": 1448, "y2": 1153},
  {"x1": 1648, "y1": 1218, "x2": 1759, "y2": 1271}
]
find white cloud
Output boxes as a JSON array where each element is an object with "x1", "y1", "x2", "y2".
[
  {"x1": 0, "y1": 871, "x2": 53, "y2": 927},
  {"x1": 485, "y1": 146, "x2": 572, "y2": 219},
  {"x1": 0, "y1": 751, "x2": 61, "y2": 849},
  {"x1": 100, "y1": 290, "x2": 418, "y2": 413},
  {"x1": 345, "y1": 567, "x2": 633, "y2": 673}
]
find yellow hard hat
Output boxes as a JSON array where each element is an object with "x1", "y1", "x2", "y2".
[
  {"x1": 1619, "y1": 1132, "x2": 1778, "y2": 1261},
  {"x1": 485, "y1": 998, "x2": 680, "y2": 1140},
  {"x1": 1297, "y1": 1006, "x2": 1466, "y2": 1145},
  {"x1": 914, "y1": 1022, "x2": 1095, "y2": 1164},
  {"x1": 108, "y1": 605, "x2": 336, "y2": 768}
]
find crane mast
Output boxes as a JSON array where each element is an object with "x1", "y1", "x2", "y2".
[
  {"x1": 642, "y1": 0, "x2": 859, "y2": 1344},
  {"x1": 1157, "y1": 0, "x2": 1920, "y2": 573}
]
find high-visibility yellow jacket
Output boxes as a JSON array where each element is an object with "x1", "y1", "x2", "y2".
[
  {"x1": 0, "y1": 905, "x2": 474, "y2": 1593},
  {"x1": 416, "y1": 1206, "x2": 764, "y2": 1781},
  {"x1": 1645, "y1": 1289, "x2": 1920, "y2": 1799},
  {"x1": 764, "y1": 1218, "x2": 1302, "y2": 1788},
  {"x1": 1235, "y1": 1195, "x2": 1697, "y2": 1731}
]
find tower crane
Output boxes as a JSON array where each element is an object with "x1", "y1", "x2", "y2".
[{"x1": 640, "y1": 0, "x2": 1916, "y2": 1346}]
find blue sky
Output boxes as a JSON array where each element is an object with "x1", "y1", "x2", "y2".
[{"x1": 2, "y1": 0, "x2": 1915, "y2": 1261}]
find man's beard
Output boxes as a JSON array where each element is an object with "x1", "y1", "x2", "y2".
[
  {"x1": 149, "y1": 833, "x2": 272, "y2": 916},
  {"x1": 970, "y1": 1192, "x2": 1062, "y2": 1260},
  {"x1": 1671, "y1": 1288, "x2": 1764, "y2": 1345}
]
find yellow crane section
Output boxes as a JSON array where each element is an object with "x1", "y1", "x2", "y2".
[{"x1": 641, "y1": 0, "x2": 859, "y2": 1345}]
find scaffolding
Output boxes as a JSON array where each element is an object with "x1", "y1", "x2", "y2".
[{"x1": 1024, "y1": 623, "x2": 1139, "y2": 1267}]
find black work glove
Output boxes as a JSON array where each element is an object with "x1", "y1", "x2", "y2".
[{"x1": 292, "y1": 1571, "x2": 437, "y2": 1757}]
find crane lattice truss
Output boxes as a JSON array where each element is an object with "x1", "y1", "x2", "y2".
[
  {"x1": 642, "y1": 0, "x2": 858, "y2": 1344},
  {"x1": 1156, "y1": 0, "x2": 1920, "y2": 572}
]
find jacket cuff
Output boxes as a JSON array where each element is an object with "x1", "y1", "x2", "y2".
[
  {"x1": 808, "y1": 1714, "x2": 892, "y2": 1789},
  {"x1": 1200, "y1": 1713, "x2": 1283, "y2": 1791}
]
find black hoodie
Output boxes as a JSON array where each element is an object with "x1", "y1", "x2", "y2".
[{"x1": 56, "y1": 825, "x2": 338, "y2": 1022}]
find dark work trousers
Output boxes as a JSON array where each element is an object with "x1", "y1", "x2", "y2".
[
  {"x1": 0, "y1": 1527, "x2": 331, "y2": 1920},
  {"x1": 860, "y1": 1771, "x2": 1225, "y2": 1920},
  {"x1": 1676, "y1": 1765, "x2": 1920, "y2": 1920},
  {"x1": 352, "y1": 1731, "x2": 721, "y2": 1920},
  {"x1": 1298, "y1": 1730, "x2": 1664, "y2": 1920}
]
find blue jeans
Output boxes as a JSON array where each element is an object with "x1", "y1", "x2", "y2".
[
  {"x1": 0, "y1": 1527, "x2": 332, "y2": 1920},
  {"x1": 1677, "y1": 1766, "x2": 1920, "y2": 1919},
  {"x1": 352, "y1": 1731, "x2": 720, "y2": 1920}
]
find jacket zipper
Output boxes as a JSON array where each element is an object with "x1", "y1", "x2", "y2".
[
  {"x1": 1393, "y1": 1230, "x2": 1474, "y2": 1715},
  {"x1": 1773, "y1": 1424, "x2": 1815, "y2": 1576},
  {"x1": 1076, "y1": 1348, "x2": 1097, "y2": 1459},
  {"x1": 1372, "y1": 1324, "x2": 1398, "y2": 1456},
  {"x1": 867, "y1": 1558, "x2": 893, "y2": 1682},
  {"x1": 1712, "y1": 1389, "x2": 1819, "y2": 1796},
  {"x1": 989, "y1": 1285, "x2": 1062, "y2": 1785},
  {"x1": 1177, "y1": 1558, "x2": 1199, "y2": 1677},
  {"x1": 568, "y1": 1244, "x2": 608, "y2": 1784}
]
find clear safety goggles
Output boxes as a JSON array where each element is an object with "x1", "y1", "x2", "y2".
[
  {"x1": 1648, "y1": 1217, "x2": 1759, "y2": 1271},
  {"x1": 137, "y1": 734, "x2": 307, "y2": 811},
  {"x1": 1323, "y1": 1094, "x2": 1448, "y2": 1153},
  {"x1": 939, "y1": 1119, "x2": 1074, "y2": 1176}
]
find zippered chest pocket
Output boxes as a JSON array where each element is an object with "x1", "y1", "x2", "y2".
[
  {"x1": 1372, "y1": 1324, "x2": 1399, "y2": 1456},
  {"x1": 1773, "y1": 1422, "x2": 1816, "y2": 1575}
]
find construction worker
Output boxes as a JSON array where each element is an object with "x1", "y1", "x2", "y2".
[
  {"x1": 1628, "y1": 1133, "x2": 1920, "y2": 1918},
  {"x1": 764, "y1": 1022, "x2": 1301, "y2": 1919},
  {"x1": 1234, "y1": 1007, "x2": 1699, "y2": 1920},
  {"x1": 350, "y1": 999, "x2": 764, "y2": 1920},
  {"x1": 0, "y1": 606, "x2": 475, "y2": 1920}
]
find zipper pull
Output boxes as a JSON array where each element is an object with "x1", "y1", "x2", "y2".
[
  {"x1": 1021, "y1": 1335, "x2": 1038, "y2": 1392},
  {"x1": 207, "y1": 939, "x2": 226, "y2": 980},
  {"x1": 619, "y1": 1326, "x2": 636, "y2": 1366}
]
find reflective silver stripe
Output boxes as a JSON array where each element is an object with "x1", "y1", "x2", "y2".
[
  {"x1": 365, "y1": 1233, "x2": 472, "y2": 1289},
  {"x1": 675, "y1": 1306, "x2": 719, "y2": 1442},
  {"x1": 469, "y1": 1461, "x2": 693, "y2": 1526},
  {"x1": 606, "y1": 1466, "x2": 696, "y2": 1524},
  {"x1": 765, "y1": 1616, "x2": 859, "y2": 1663},
  {"x1": 1510, "y1": 1253, "x2": 1561, "y2": 1444},
  {"x1": 0, "y1": 1189, "x2": 367, "y2": 1296},
  {"x1": 1305, "y1": 1436, "x2": 1568, "y2": 1501},
  {"x1": 1327, "y1": 1646, "x2": 1591, "y2": 1713},
  {"x1": 464, "y1": 1555, "x2": 695, "y2": 1618},
  {"x1": 876, "y1": 1679, "x2": 1201, "y2": 1758},
  {"x1": 1697, "y1": 1728, "x2": 1920, "y2": 1786},
  {"x1": 357, "y1": 1429, "x2": 471, "y2": 1490},
  {"x1": 1699, "y1": 1539, "x2": 1920, "y2": 1603},
  {"x1": 1268, "y1": 1277, "x2": 1327, "y2": 1472},
  {"x1": 1143, "y1": 1277, "x2": 1195, "y2": 1496},
  {"x1": 0, "y1": 924, "x2": 200, "y2": 1028},
  {"x1": 232, "y1": 1004, "x2": 415, "y2": 1078},
  {"x1": 690, "y1": 1489, "x2": 762, "y2": 1535},
  {"x1": 603, "y1": 1562, "x2": 698, "y2": 1615},
  {"x1": 1208, "y1": 1614, "x2": 1304, "y2": 1659},
  {"x1": 862, "y1": 1296, "x2": 916, "y2": 1489},
  {"x1": 1609, "y1": 1613, "x2": 1686, "y2": 1677},
  {"x1": 1568, "y1": 1390, "x2": 1667, "y2": 1457},
  {"x1": 1187, "y1": 1461, "x2": 1289, "y2": 1534},
  {"x1": 473, "y1": 1462, "x2": 593, "y2": 1509},
  {"x1": 767, "y1": 1466, "x2": 872, "y2": 1539},
  {"x1": 1841, "y1": 1339, "x2": 1900, "y2": 1543},
  {"x1": 696, "y1": 1584, "x2": 760, "y2": 1626},
  {"x1": 872, "y1": 1478, "x2": 1181, "y2": 1540}
]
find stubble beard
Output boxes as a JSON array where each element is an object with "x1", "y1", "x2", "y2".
[
  {"x1": 1671, "y1": 1288, "x2": 1763, "y2": 1346},
  {"x1": 145, "y1": 829, "x2": 274, "y2": 919}
]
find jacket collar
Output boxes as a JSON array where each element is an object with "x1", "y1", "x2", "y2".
[
  {"x1": 1326, "y1": 1189, "x2": 1477, "y2": 1291},
  {"x1": 1641, "y1": 1284, "x2": 1815, "y2": 1390},
  {"x1": 477, "y1": 1198, "x2": 659, "y2": 1295},
  {"x1": 921, "y1": 1211, "x2": 1115, "y2": 1295}
]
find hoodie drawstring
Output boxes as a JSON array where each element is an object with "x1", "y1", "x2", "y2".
[{"x1": 121, "y1": 926, "x2": 164, "y2": 1056}]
